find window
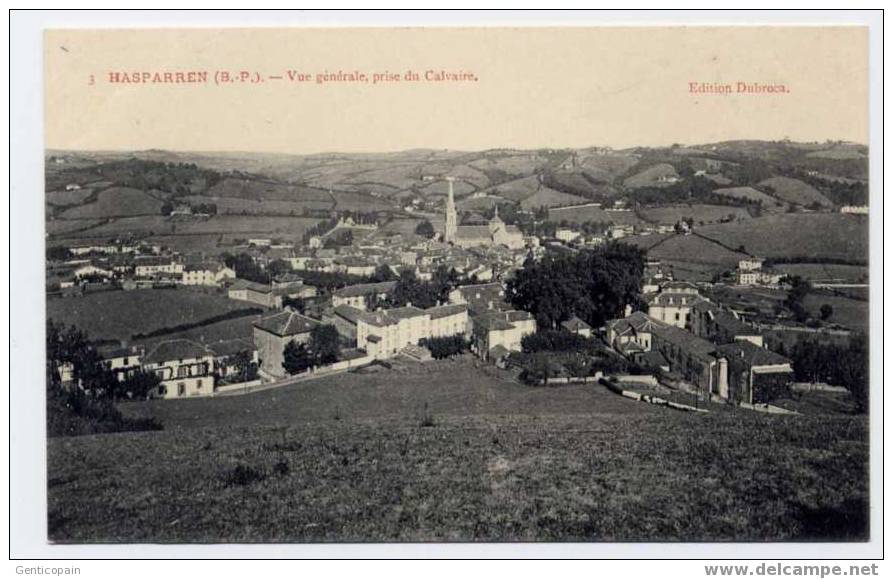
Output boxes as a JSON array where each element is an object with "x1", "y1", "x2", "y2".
[
  {"x1": 197, "y1": 379, "x2": 203, "y2": 389},
  {"x1": 177, "y1": 366, "x2": 188, "y2": 378},
  {"x1": 178, "y1": 383, "x2": 186, "y2": 396},
  {"x1": 123, "y1": 357, "x2": 129, "y2": 366}
]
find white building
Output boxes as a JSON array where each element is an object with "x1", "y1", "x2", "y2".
[
  {"x1": 555, "y1": 228, "x2": 581, "y2": 243},
  {"x1": 471, "y1": 310, "x2": 536, "y2": 361},
  {"x1": 181, "y1": 263, "x2": 236, "y2": 286},
  {"x1": 141, "y1": 339, "x2": 216, "y2": 399},
  {"x1": 135, "y1": 257, "x2": 184, "y2": 278}
]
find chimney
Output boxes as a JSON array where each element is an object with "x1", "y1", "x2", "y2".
[{"x1": 624, "y1": 304, "x2": 632, "y2": 317}]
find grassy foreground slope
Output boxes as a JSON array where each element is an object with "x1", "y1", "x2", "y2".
[{"x1": 48, "y1": 360, "x2": 868, "y2": 543}]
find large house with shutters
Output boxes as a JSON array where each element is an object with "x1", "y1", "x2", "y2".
[{"x1": 141, "y1": 339, "x2": 216, "y2": 399}]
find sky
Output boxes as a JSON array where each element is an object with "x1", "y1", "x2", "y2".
[{"x1": 45, "y1": 27, "x2": 869, "y2": 154}]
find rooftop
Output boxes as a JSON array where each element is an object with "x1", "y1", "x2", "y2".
[
  {"x1": 715, "y1": 341, "x2": 792, "y2": 368},
  {"x1": 332, "y1": 280, "x2": 398, "y2": 298},
  {"x1": 253, "y1": 310, "x2": 319, "y2": 337},
  {"x1": 143, "y1": 339, "x2": 212, "y2": 365}
]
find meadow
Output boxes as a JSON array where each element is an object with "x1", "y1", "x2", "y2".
[
  {"x1": 59, "y1": 187, "x2": 164, "y2": 219},
  {"x1": 46, "y1": 288, "x2": 254, "y2": 343},
  {"x1": 638, "y1": 204, "x2": 752, "y2": 225},
  {"x1": 697, "y1": 214, "x2": 868, "y2": 262},
  {"x1": 47, "y1": 358, "x2": 869, "y2": 543}
]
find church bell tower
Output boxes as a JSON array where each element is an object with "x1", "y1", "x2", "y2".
[{"x1": 444, "y1": 177, "x2": 457, "y2": 243}]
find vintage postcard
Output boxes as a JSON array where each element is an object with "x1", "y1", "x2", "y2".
[{"x1": 38, "y1": 23, "x2": 873, "y2": 550}]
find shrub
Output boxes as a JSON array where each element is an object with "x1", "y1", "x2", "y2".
[
  {"x1": 223, "y1": 464, "x2": 266, "y2": 487},
  {"x1": 420, "y1": 334, "x2": 469, "y2": 359}
]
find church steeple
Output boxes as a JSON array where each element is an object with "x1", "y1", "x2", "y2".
[{"x1": 443, "y1": 177, "x2": 457, "y2": 243}]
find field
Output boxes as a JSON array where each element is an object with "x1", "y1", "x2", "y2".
[
  {"x1": 757, "y1": 177, "x2": 832, "y2": 207},
  {"x1": 696, "y1": 214, "x2": 868, "y2": 262},
  {"x1": 712, "y1": 186, "x2": 779, "y2": 207},
  {"x1": 205, "y1": 177, "x2": 333, "y2": 203},
  {"x1": 50, "y1": 215, "x2": 324, "y2": 245},
  {"x1": 802, "y1": 292, "x2": 869, "y2": 332},
  {"x1": 548, "y1": 204, "x2": 612, "y2": 224},
  {"x1": 622, "y1": 163, "x2": 677, "y2": 189},
  {"x1": 773, "y1": 263, "x2": 868, "y2": 284},
  {"x1": 181, "y1": 195, "x2": 333, "y2": 216},
  {"x1": 48, "y1": 358, "x2": 868, "y2": 542},
  {"x1": 638, "y1": 204, "x2": 752, "y2": 225},
  {"x1": 520, "y1": 187, "x2": 589, "y2": 210},
  {"x1": 46, "y1": 288, "x2": 255, "y2": 343},
  {"x1": 648, "y1": 234, "x2": 745, "y2": 268},
  {"x1": 58, "y1": 187, "x2": 164, "y2": 219}
]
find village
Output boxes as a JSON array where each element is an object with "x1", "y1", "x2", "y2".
[{"x1": 46, "y1": 175, "x2": 846, "y2": 412}]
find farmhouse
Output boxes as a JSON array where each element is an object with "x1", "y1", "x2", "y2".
[
  {"x1": 715, "y1": 341, "x2": 793, "y2": 404},
  {"x1": 252, "y1": 309, "x2": 319, "y2": 379},
  {"x1": 98, "y1": 344, "x2": 142, "y2": 382},
  {"x1": 331, "y1": 281, "x2": 398, "y2": 310},
  {"x1": 448, "y1": 282, "x2": 510, "y2": 315},
  {"x1": 649, "y1": 322, "x2": 729, "y2": 399},
  {"x1": 605, "y1": 311, "x2": 656, "y2": 354},
  {"x1": 471, "y1": 310, "x2": 536, "y2": 361},
  {"x1": 561, "y1": 315, "x2": 592, "y2": 337},
  {"x1": 227, "y1": 279, "x2": 281, "y2": 309},
  {"x1": 135, "y1": 256, "x2": 184, "y2": 278},
  {"x1": 141, "y1": 339, "x2": 216, "y2": 399},
  {"x1": 328, "y1": 303, "x2": 469, "y2": 360},
  {"x1": 646, "y1": 282, "x2": 704, "y2": 328},
  {"x1": 181, "y1": 262, "x2": 235, "y2": 286},
  {"x1": 689, "y1": 301, "x2": 764, "y2": 347}
]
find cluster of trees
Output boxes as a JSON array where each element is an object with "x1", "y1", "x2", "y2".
[
  {"x1": 419, "y1": 335, "x2": 469, "y2": 359},
  {"x1": 221, "y1": 252, "x2": 270, "y2": 284},
  {"x1": 415, "y1": 220, "x2": 436, "y2": 238},
  {"x1": 303, "y1": 216, "x2": 340, "y2": 243},
  {"x1": 46, "y1": 320, "x2": 163, "y2": 436},
  {"x1": 628, "y1": 175, "x2": 766, "y2": 210},
  {"x1": 783, "y1": 275, "x2": 813, "y2": 323},
  {"x1": 46, "y1": 246, "x2": 73, "y2": 262},
  {"x1": 381, "y1": 267, "x2": 460, "y2": 309},
  {"x1": 507, "y1": 242, "x2": 646, "y2": 329},
  {"x1": 220, "y1": 350, "x2": 259, "y2": 384},
  {"x1": 521, "y1": 329, "x2": 600, "y2": 354},
  {"x1": 297, "y1": 270, "x2": 370, "y2": 292},
  {"x1": 90, "y1": 159, "x2": 222, "y2": 196},
  {"x1": 282, "y1": 325, "x2": 342, "y2": 375},
  {"x1": 323, "y1": 229, "x2": 353, "y2": 249},
  {"x1": 785, "y1": 335, "x2": 868, "y2": 412}
]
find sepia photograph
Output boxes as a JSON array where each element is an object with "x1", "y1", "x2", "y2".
[{"x1": 10, "y1": 12, "x2": 881, "y2": 560}]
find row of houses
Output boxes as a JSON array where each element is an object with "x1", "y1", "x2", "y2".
[
  {"x1": 607, "y1": 281, "x2": 794, "y2": 405},
  {"x1": 60, "y1": 338, "x2": 259, "y2": 400}
]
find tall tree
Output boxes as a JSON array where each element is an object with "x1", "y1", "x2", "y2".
[{"x1": 507, "y1": 242, "x2": 646, "y2": 329}]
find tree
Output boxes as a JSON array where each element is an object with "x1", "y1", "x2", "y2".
[
  {"x1": 507, "y1": 242, "x2": 646, "y2": 329},
  {"x1": 415, "y1": 219, "x2": 436, "y2": 239},
  {"x1": 282, "y1": 296, "x2": 305, "y2": 313},
  {"x1": 369, "y1": 263, "x2": 397, "y2": 283},
  {"x1": 783, "y1": 275, "x2": 813, "y2": 323},
  {"x1": 282, "y1": 341, "x2": 314, "y2": 375},
  {"x1": 820, "y1": 304, "x2": 834, "y2": 320},
  {"x1": 420, "y1": 335, "x2": 468, "y2": 359},
  {"x1": 119, "y1": 369, "x2": 161, "y2": 400},
  {"x1": 308, "y1": 324, "x2": 341, "y2": 366},
  {"x1": 46, "y1": 246, "x2": 72, "y2": 262},
  {"x1": 225, "y1": 350, "x2": 259, "y2": 383},
  {"x1": 160, "y1": 201, "x2": 174, "y2": 216}
]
